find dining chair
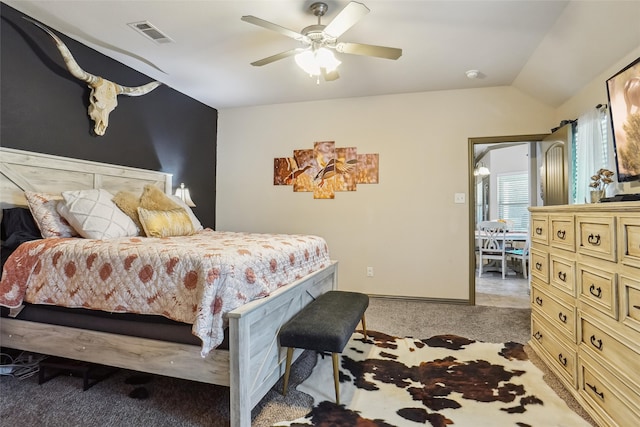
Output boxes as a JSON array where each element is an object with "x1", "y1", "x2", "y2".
[
  {"x1": 477, "y1": 220, "x2": 509, "y2": 279},
  {"x1": 507, "y1": 240, "x2": 529, "y2": 279}
]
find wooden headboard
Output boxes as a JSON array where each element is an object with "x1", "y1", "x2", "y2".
[{"x1": 0, "y1": 148, "x2": 173, "y2": 209}]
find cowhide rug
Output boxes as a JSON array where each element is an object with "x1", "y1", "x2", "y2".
[{"x1": 274, "y1": 330, "x2": 590, "y2": 427}]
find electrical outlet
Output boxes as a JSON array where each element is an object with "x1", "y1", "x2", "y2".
[
  {"x1": 367, "y1": 267, "x2": 374, "y2": 277},
  {"x1": 454, "y1": 193, "x2": 466, "y2": 204}
]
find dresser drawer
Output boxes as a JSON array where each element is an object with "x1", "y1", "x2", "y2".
[
  {"x1": 550, "y1": 215, "x2": 575, "y2": 252},
  {"x1": 579, "y1": 352, "x2": 640, "y2": 427},
  {"x1": 578, "y1": 264, "x2": 617, "y2": 320},
  {"x1": 530, "y1": 248, "x2": 549, "y2": 283},
  {"x1": 550, "y1": 255, "x2": 576, "y2": 297},
  {"x1": 579, "y1": 314, "x2": 640, "y2": 388},
  {"x1": 532, "y1": 285, "x2": 576, "y2": 341},
  {"x1": 619, "y1": 216, "x2": 640, "y2": 269},
  {"x1": 531, "y1": 214, "x2": 549, "y2": 245},
  {"x1": 620, "y1": 274, "x2": 640, "y2": 335},
  {"x1": 531, "y1": 314, "x2": 577, "y2": 387},
  {"x1": 577, "y1": 215, "x2": 616, "y2": 262}
]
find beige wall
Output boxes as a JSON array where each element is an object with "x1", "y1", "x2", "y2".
[{"x1": 217, "y1": 86, "x2": 553, "y2": 301}]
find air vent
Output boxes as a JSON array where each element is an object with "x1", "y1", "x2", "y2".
[{"x1": 128, "y1": 21, "x2": 173, "y2": 44}]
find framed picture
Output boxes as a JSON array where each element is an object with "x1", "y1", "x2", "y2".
[{"x1": 606, "y1": 57, "x2": 640, "y2": 182}]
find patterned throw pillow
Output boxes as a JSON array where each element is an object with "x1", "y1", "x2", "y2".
[
  {"x1": 137, "y1": 207, "x2": 195, "y2": 238},
  {"x1": 57, "y1": 189, "x2": 138, "y2": 239},
  {"x1": 24, "y1": 191, "x2": 79, "y2": 238}
]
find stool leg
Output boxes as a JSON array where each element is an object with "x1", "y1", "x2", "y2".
[
  {"x1": 282, "y1": 347, "x2": 294, "y2": 396},
  {"x1": 332, "y1": 353, "x2": 340, "y2": 405},
  {"x1": 361, "y1": 314, "x2": 368, "y2": 339}
]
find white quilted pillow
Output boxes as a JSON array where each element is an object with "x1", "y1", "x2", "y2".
[{"x1": 57, "y1": 189, "x2": 138, "y2": 239}]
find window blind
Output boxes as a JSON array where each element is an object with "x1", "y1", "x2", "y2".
[{"x1": 498, "y1": 172, "x2": 529, "y2": 231}]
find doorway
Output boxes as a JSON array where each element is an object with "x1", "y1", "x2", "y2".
[{"x1": 467, "y1": 134, "x2": 547, "y2": 307}]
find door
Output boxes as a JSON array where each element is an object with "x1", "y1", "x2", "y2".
[
  {"x1": 540, "y1": 125, "x2": 570, "y2": 206},
  {"x1": 468, "y1": 134, "x2": 548, "y2": 305}
]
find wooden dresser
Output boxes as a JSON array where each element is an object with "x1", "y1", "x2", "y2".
[{"x1": 528, "y1": 202, "x2": 640, "y2": 427}]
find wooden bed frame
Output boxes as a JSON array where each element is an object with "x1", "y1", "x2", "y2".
[{"x1": 0, "y1": 147, "x2": 338, "y2": 427}]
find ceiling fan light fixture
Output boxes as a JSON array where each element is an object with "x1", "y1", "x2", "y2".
[
  {"x1": 316, "y1": 48, "x2": 341, "y2": 72},
  {"x1": 243, "y1": 1, "x2": 401, "y2": 80},
  {"x1": 295, "y1": 50, "x2": 320, "y2": 75},
  {"x1": 295, "y1": 48, "x2": 341, "y2": 76}
]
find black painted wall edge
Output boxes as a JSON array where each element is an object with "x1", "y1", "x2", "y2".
[{"x1": 0, "y1": 3, "x2": 217, "y2": 228}]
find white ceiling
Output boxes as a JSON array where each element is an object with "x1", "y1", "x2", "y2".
[{"x1": 4, "y1": 0, "x2": 640, "y2": 110}]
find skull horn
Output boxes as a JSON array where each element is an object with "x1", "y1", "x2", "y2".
[
  {"x1": 24, "y1": 17, "x2": 99, "y2": 85},
  {"x1": 116, "y1": 81, "x2": 162, "y2": 96},
  {"x1": 24, "y1": 17, "x2": 162, "y2": 94}
]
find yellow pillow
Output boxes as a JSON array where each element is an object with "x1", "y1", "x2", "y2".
[
  {"x1": 112, "y1": 191, "x2": 143, "y2": 233},
  {"x1": 139, "y1": 184, "x2": 181, "y2": 211},
  {"x1": 137, "y1": 207, "x2": 195, "y2": 238}
]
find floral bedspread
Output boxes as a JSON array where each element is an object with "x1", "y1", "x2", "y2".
[{"x1": 0, "y1": 229, "x2": 330, "y2": 356}]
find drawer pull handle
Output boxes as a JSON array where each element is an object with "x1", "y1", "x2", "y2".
[
  {"x1": 558, "y1": 312, "x2": 567, "y2": 323},
  {"x1": 557, "y1": 230, "x2": 566, "y2": 240},
  {"x1": 535, "y1": 262, "x2": 543, "y2": 271},
  {"x1": 533, "y1": 331, "x2": 542, "y2": 340},
  {"x1": 634, "y1": 305, "x2": 640, "y2": 310},
  {"x1": 558, "y1": 271, "x2": 566, "y2": 282},
  {"x1": 590, "y1": 335, "x2": 603, "y2": 351},
  {"x1": 535, "y1": 296, "x2": 543, "y2": 306},
  {"x1": 586, "y1": 383, "x2": 604, "y2": 400},
  {"x1": 587, "y1": 233, "x2": 601, "y2": 246},
  {"x1": 589, "y1": 285, "x2": 602, "y2": 298},
  {"x1": 535, "y1": 227, "x2": 543, "y2": 235},
  {"x1": 558, "y1": 353, "x2": 567, "y2": 366}
]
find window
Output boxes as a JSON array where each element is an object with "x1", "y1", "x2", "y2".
[
  {"x1": 571, "y1": 107, "x2": 610, "y2": 204},
  {"x1": 497, "y1": 172, "x2": 529, "y2": 231}
]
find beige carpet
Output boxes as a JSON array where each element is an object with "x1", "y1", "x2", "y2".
[{"x1": 0, "y1": 297, "x2": 595, "y2": 426}]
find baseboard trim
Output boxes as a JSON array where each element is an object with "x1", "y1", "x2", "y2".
[{"x1": 368, "y1": 294, "x2": 471, "y2": 305}]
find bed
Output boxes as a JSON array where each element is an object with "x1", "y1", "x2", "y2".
[{"x1": 0, "y1": 147, "x2": 338, "y2": 427}]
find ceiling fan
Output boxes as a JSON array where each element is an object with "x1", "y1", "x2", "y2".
[{"x1": 241, "y1": 1, "x2": 402, "y2": 81}]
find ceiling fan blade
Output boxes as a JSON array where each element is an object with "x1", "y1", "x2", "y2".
[
  {"x1": 323, "y1": 2, "x2": 370, "y2": 38},
  {"x1": 250, "y1": 48, "x2": 303, "y2": 67},
  {"x1": 322, "y1": 69, "x2": 340, "y2": 81},
  {"x1": 241, "y1": 15, "x2": 310, "y2": 43},
  {"x1": 336, "y1": 42, "x2": 402, "y2": 60}
]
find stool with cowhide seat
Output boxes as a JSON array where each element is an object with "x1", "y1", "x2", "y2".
[{"x1": 278, "y1": 290, "x2": 369, "y2": 405}]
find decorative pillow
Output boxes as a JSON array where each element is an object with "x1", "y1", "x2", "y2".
[
  {"x1": 137, "y1": 207, "x2": 195, "y2": 238},
  {"x1": 57, "y1": 189, "x2": 138, "y2": 239},
  {"x1": 24, "y1": 191, "x2": 79, "y2": 238},
  {"x1": 171, "y1": 195, "x2": 204, "y2": 232},
  {"x1": 112, "y1": 191, "x2": 143, "y2": 233},
  {"x1": 139, "y1": 184, "x2": 181, "y2": 211}
]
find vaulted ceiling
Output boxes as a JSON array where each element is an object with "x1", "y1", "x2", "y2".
[{"x1": 4, "y1": 1, "x2": 640, "y2": 109}]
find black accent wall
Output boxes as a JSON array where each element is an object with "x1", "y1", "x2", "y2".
[{"x1": 1, "y1": 3, "x2": 217, "y2": 228}]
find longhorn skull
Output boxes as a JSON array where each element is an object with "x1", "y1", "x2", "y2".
[{"x1": 25, "y1": 18, "x2": 162, "y2": 136}]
